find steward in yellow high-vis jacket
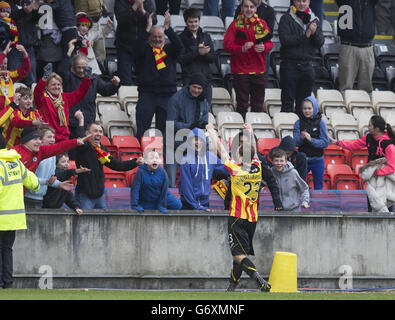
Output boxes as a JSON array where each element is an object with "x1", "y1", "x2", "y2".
[{"x1": 0, "y1": 132, "x2": 39, "y2": 288}]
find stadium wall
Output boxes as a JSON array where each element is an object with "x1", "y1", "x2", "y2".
[{"x1": 13, "y1": 210, "x2": 395, "y2": 290}]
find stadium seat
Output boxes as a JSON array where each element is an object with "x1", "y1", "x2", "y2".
[
  {"x1": 327, "y1": 164, "x2": 361, "y2": 190},
  {"x1": 384, "y1": 112, "x2": 395, "y2": 131},
  {"x1": 330, "y1": 113, "x2": 360, "y2": 140},
  {"x1": 125, "y1": 167, "x2": 140, "y2": 186},
  {"x1": 356, "y1": 112, "x2": 372, "y2": 137},
  {"x1": 225, "y1": 16, "x2": 233, "y2": 29},
  {"x1": 347, "y1": 148, "x2": 369, "y2": 170},
  {"x1": 103, "y1": 165, "x2": 127, "y2": 179},
  {"x1": 324, "y1": 144, "x2": 347, "y2": 168},
  {"x1": 264, "y1": 88, "x2": 282, "y2": 117},
  {"x1": 245, "y1": 112, "x2": 276, "y2": 138},
  {"x1": 316, "y1": 89, "x2": 347, "y2": 119},
  {"x1": 312, "y1": 57, "x2": 334, "y2": 90},
  {"x1": 96, "y1": 94, "x2": 122, "y2": 110},
  {"x1": 268, "y1": 0, "x2": 290, "y2": 13},
  {"x1": 374, "y1": 43, "x2": 395, "y2": 73},
  {"x1": 118, "y1": 85, "x2": 139, "y2": 110},
  {"x1": 101, "y1": 135, "x2": 118, "y2": 159},
  {"x1": 101, "y1": 109, "x2": 135, "y2": 139},
  {"x1": 344, "y1": 90, "x2": 374, "y2": 119},
  {"x1": 208, "y1": 112, "x2": 216, "y2": 125},
  {"x1": 170, "y1": 15, "x2": 186, "y2": 33},
  {"x1": 272, "y1": 112, "x2": 299, "y2": 138},
  {"x1": 321, "y1": 114, "x2": 335, "y2": 138},
  {"x1": 320, "y1": 43, "x2": 340, "y2": 73},
  {"x1": 112, "y1": 136, "x2": 143, "y2": 161},
  {"x1": 185, "y1": 0, "x2": 204, "y2": 9},
  {"x1": 322, "y1": 20, "x2": 336, "y2": 44},
  {"x1": 217, "y1": 111, "x2": 244, "y2": 144},
  {"x1": 386, "y1": 66, "x2": 395, "y2": 91},
  {"x1": 211, "y1": 87, "x2": 235, "y2": 116},
  {"x1": 257, "y1": 137, "x2": 280, "y2": 155},
  {"x1": 371, "y1": 91, "x2": 395, "y2": 118},
  {"x1": 97, "y1": 102, "x2": 121, "y2": 117},
  {"x1": 140, "y1": 136, "x2": 163, "y2": 153},
  {"x1": 306, "y1": 171, "x2": 332, "y2": 190},
  {"x1": 354, "y1": 163, "x2": 367, "y2": 189},
  {"x1": 200, "y1": 16, "x2": 225, "y2": 34},
  {"x1": 104, "y1": 177, "x2": 129, "y2": 188}
]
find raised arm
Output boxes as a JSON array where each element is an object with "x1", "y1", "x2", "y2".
[{"x1": 205, "y1": 123, "x2": 230, "y2": 163}]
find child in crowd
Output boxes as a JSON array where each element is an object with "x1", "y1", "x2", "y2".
[
  {"x1": 1, "y1": 86, "x2": 46, "y2": 148},
  {"x1": 293, "y1": 96, "x2": 329, "y2": 190},
  {"x1": 130, "y1": 149, "x2": 182, "y2": 213},
  {"x1": 43, "y1": 152, "x2": 91, "y2": 215},
  {"x1": 178, "y1": 127, "x2": 227, "y2": 211},
  {"x1": 0, "y1": 1, "x2": 18, "y2": 45},
  {"x1": 74, "y1": 13, "x2": 113, "y2": 75},
  {"x1": 271, "y1": 149, "x2": 310, "y2": 211}
]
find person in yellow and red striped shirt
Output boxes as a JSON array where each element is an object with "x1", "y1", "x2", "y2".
[
  {"x1": 206, "y1": 122, "x2": 271, "y2": 292},
  {"x1": 2, "y1": 86, "x2": 47, "y2": 148}
]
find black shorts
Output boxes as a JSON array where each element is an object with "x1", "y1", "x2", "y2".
[{"x1": 227, "y1": 216, "x2": 257, "y2": 256}]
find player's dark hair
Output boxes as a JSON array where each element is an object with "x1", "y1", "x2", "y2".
[
  {"x1": 183, "y1": 7, "x2": 201, "y2": 22},
  {"x1": 370, "y1": 115, "x2": 395, "y2": 144},
  {"x1": 272, "y1": 148, "x2": 287, "y2": 160}
]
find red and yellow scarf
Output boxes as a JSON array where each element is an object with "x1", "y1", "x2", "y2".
[
  {"x1": 90, "y1": 140, "x2": 111, "y2": 164},
  {"x1": 45, "y1": 89, "x2": 67, "y2": 127},
  {"x1": 151, "y1": 44, "x2": 167, "y2": 70},
  {"x1": 235, "y1": 12, "x2": 270, "y2": 43},
  {"x1": 1, "y1": 17, "x2": 18, "y2": 43},
  {"x1": 291, "y1": 5, "x2": 311, "y2": 24}
]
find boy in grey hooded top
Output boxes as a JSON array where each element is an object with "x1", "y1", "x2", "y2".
[{"x1": 271, "y1": 149, "x2": 310, "y2": 211}]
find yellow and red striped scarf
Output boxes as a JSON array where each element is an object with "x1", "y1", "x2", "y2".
[
  {"x1": 90, "y1": 141, "x2": 111, "y2": 164},
  {"x1": 45, "y1": 89, "x2": 67, "y2": 127},
  {"x1": 151, "y1": 44, "x2": 167, "y2": 70},
  {"x1": 235, "y1": 12, "x2": 269, "y2": 43}
]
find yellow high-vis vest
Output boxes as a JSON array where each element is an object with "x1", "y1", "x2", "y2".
[{"x1": 0, "y1": 148, "x2": 39, "y2": 231}]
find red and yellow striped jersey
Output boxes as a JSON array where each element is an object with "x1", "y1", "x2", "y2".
[
  {"x1": 2, "y1": 108, "x2": 41, "y2": 148},
  {"x1": 224, "y1": 157, "x2": 262, "y2": 222}
]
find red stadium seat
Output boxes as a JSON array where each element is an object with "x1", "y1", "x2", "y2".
[
  {"x1": 104, "y1": 177, "x2": 129, "y2": 188},
  {"x1": 257, "y1": 138, "x2": 280, "y2": 154},
  {"x1": 141, "y1": 136, "x2": 163, "y2": 153},
  {"x1": 103, "y1": 165, "x2": 126, "y2": 179},
  {"x1": 324, "y1": 144, "x2": 346, "y2": 168},
  {"x1": 125, "y1": 167, "x2": 139, "y2": 186},
  {"x1": 348, "y1": 148, "x2": 369, "y2": 169},
  {"x1": 306, "y1": 170, "x2": 332, "y2": 190},
  {"x1": 354, "y1": 164, "x2": 367, "y2": 189},
  {"x1": 112, "y1": 136, "x2": 143, "y2": 161},
  {"x1": 101, "y1": 135, "x2": 118, "y2": 159},
  {"x1": 327, "y1": 164, "x2": 360, "y2": 190}
]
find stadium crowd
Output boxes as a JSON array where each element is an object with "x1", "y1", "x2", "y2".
[{"x1": 0, "y1": 0, "x2": 393, "y2": 216}]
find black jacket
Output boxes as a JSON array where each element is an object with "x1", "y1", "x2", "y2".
[
  {"x1": 178, "y1": 27, "x2": 215, "y2": 81},
  {"x1": 234, "y1": 2, "x2": 275, "y2": 33},
  {"x1": 45, "y1": 0, "x2": 76, "y2": 30},
  {"x1": 43, "y1": 168, "x2": 79, "y2": 210},
  {"x1": 114, "y1": 0, "x2": 157, "y2": 54},
  {"x1": 10, "y1": 5, "x2": 39, "y2": 48},
  {"x1": 62, "y1": 72, "x2": 119, "y2": 128},
  {"x1": 135, "y1": 27, "x2": 183, "y2": 94},
  {"x1": 279, "y1": 9, "x2": 324, "y2": 63},
  {"x1": 335, "y1": 0, "x2": 378, "y2": 44},
  {"x1": 75, "y1": 142, "x2": 138, "y2": 198}
]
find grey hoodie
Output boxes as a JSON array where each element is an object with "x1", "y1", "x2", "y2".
[{"x1": 271, "y1": 161, "x2": 310, "y2": 211}]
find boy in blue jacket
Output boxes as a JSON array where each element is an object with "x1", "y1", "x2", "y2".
[
  {"x1": 130, "y1": 150, "x2": 182, "y2": 213},
  {"x1": 178, "y1": 127, "x2": 228, "y2": 211}
]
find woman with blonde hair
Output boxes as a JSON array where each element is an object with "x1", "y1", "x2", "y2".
[{"x1": 33, "y1": 63, "x2": 91, "y2": 142}]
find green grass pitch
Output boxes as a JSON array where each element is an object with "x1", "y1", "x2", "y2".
[{"x1": 0, "y1": 289, "x2": 395, "y2": 300}]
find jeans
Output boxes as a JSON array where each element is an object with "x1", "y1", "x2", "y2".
[
  {"x1": 307, "y1": 158, "x2": 325, "y2": 190},
  {"x1": 203, "y1": 0, "x2": 235, "y2": 21},
  {"x1": 140, "y1": 191, "x2": 182, "y2": 210},
  {"x1": 75, "y1": 192, "x2": 106, "y2": 209},
  {"x1": 0, "y1": 231, "x2": 16, "y2": 289},
  {"x1": 117, "y1": 48, "x2": 136, "y2": 86}
]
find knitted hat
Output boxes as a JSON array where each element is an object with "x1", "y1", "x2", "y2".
[
  {"x1": 77, "y1": 16, "x2": 92, "y2": 29},
  {"x1": 21, "y1": 127, "x2": 40, "y2": 145},
  {"x1": 189, "y1": 72, "x2": 207, "y2": 88},
  {"x1": 0, "y1": 1, "x2": 10, "y2": 12}
]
